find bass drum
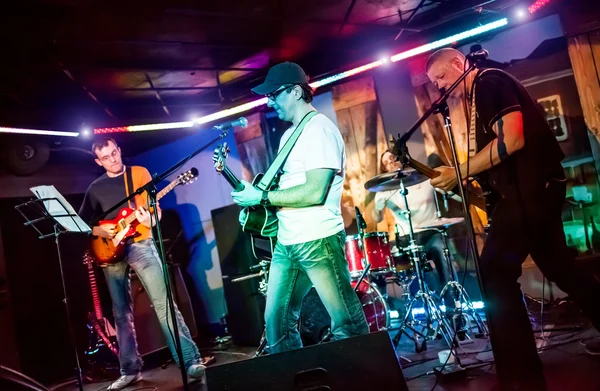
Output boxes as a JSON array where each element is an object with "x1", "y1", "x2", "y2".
[{"x1": 300, "y1": 280, "x2": 390, "y2": 346}]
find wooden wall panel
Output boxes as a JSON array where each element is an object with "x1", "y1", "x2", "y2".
[{"x1": 568, "y1": 32, "x2": 600, "y2": 144}]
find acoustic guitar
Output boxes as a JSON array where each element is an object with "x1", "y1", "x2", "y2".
[{"x1": 212, "y1": 143, "x2": 278, "y2": 239}]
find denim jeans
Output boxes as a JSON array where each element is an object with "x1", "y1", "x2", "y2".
[
  {"x1": 102, "y1": 239, "x2": 200, "y2": 375},
  {"x1": 265, "y1": 230, "x2": 369, "y2": 353}
]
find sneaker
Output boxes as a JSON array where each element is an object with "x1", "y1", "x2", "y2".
[
  {"x1": 586, "y1": 338, "x2": 600, "y2": 355},
  {"x1": 107, "y1": 373, "x2": 142, "y2": 390},
  {"x1": 187, "y1": 363, "x2": 206, "y2": 380}
]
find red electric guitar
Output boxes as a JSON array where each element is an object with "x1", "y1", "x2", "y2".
[
  {"x1": 89, "y1": 168, "x2": 198, "y2": 264},
  {"x1": 82, "y1": 250, "x2": 118, "y2": 357}
]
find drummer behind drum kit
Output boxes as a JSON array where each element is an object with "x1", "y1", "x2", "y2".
[{"x1": 233, "y1": 167, "x2": 487, "y2": 355}]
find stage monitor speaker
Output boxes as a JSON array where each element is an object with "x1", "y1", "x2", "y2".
[
  {"x1": 212, "y1": 204, "x2": 266, "y2": 346},
  {"x1": 206, "y1": 331, "x2": 408, "y2": 391},
  {"x1": 131, "y1": 265, "x2": 197, "y2": 356}
]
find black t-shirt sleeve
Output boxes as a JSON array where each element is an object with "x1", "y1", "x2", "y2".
[
  {"x1": 78, "y1": 186, "x2": 99, "y2": 225},
  {"x1": 475, "y1": 72, "x2": 522, "y2": 131}
]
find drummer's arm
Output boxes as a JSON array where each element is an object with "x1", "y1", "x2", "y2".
[{"x1": 370, "y1": 196, "x2": 385, "y2": 223}]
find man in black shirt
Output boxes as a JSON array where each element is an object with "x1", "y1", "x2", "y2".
[
  {"x1": 425, "y1": 48, "x2": 600, "y2": 390},
  {"x1": 79, "y1": 138, "x2": 207, "y2": 390}
]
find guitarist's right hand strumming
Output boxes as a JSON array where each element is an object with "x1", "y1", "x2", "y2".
[{"x1": 93, "y1": 223, "x2": 116, "y2": 239}]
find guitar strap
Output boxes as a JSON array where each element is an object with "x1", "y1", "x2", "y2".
[
  {"x1": 256, "y1": 111, "x2": 318, "y2": 190},
  {"x1": 124, "y1": 165, "x2": 135, "y2": 209}
]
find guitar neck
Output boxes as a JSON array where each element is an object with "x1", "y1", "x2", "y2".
[
  {"x1": 122, "y1": 178, "x2": 179, "y2": 225},
  {"x1": 221, "y1": 166, "x2": 245, "y2": 192},
  {"x1": 406, "y1": 157, "x2": 488, "y2": 211},
  {"x1": 86, "y1": 262, "x2": 103, "y2": 320},
  {"x1": 407, "y1": 157, "x2": 439, "y2": 179}
]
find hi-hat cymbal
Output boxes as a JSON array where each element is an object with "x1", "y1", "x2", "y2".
[{"x1": 365, "y1": 169, "x2": 428, "y2": 192}]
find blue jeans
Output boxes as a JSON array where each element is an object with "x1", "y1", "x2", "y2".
[
  {"x1": 265, "y1": 231, "x2": 369, "y2": 353},
  {"x1": 102, "y1": 239, "x2": 200, "y2": 375}
]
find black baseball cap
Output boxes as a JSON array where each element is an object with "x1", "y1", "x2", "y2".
[{"x1": 251, "y1": 62, "x2": 309, "y2": 95}]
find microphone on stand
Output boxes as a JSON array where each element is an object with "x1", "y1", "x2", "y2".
[
  {"x1": 355, "y1": 206, "x2": 366, "y2": 234},
  {"x1": 466, "y1": 49, "x2": 489, "y2": 62},
  {"x1": 212, "y1": 117, "x2": 249, "y2": 130}
]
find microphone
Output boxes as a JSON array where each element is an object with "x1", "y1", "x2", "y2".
[
  {"x1": 355, "y1": 206, "x2": 367, "y2": 230},
  {"x1": 466, "y1": 49, "x2": 489, "y2": 62},
  {"x1": 213, "y1": 117, "x2": 248, "y2": 130}
]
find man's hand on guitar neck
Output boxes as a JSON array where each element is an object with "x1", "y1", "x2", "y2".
[
  {"x1": 92, "y1": 224, "x2": 116, "y2": 239},
  {"x1": 430, "y1": 166, "x2": 459, "y2": 192},
  {"x1": 135, "y1": 204, "x2": 161, "y2": 228},
  {"x1": 231, "y1": 180, "x2": 262, "y2": 207}
]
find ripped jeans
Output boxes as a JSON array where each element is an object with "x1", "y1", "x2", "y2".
[
  {"x1": 264, "y1": 231, "x2": 369, "y2": 354},
  {"x1": 103, "y1": 239, "x2": 200, "y2": 375}
]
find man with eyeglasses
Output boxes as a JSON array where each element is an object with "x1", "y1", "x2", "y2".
[
  {"x1": 231, "y1": 62, "x2": 369, "y2": 353},
  {"x1": 79, "y1": 137, "x2": 207, "y2": 389}
]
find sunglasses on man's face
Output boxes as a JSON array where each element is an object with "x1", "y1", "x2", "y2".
[{"x1": 266, "y1": 85, "x2": 293, "y2": 101}]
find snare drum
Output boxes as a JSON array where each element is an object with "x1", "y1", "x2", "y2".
[{"x1": 345, "y1": 232, "x2": 393, "y2": 277}]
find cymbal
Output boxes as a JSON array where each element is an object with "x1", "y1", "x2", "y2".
[
  {"x1": 365, "y1": 169, "x2": 428, "y2": 192},
  {"x1": 422, "y1": 217, "x2": 465, "y2": 230}
]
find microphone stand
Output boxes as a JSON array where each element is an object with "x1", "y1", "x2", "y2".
[
  {"x1": 391, "y1": 59, "x2": 486, "y2": 313},
  {"x1": 94, "y1": 126, "x2": 234, "y2": 390}
]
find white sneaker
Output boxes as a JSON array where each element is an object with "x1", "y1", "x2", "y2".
[
  {"x1": 187, "y1": 363, "x2": 206, "y2": 380},
  {"x1": 107, "y1": 373, "x2": 143, "y2": 390}
]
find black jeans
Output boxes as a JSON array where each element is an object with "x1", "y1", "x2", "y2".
[{"x1": 481, "y1": 179, "x2": 600, "y2": 390}]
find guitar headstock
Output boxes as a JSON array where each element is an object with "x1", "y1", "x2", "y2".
[
  {"x1": 213, "y1": 143, "x2": 230, "y2": 173},
  {"x1": 82, "y1": 250, "x2": 95, "y2": 265},
  {"x1": 177, "y1": 167, "x2": 199, "y2": 185}
]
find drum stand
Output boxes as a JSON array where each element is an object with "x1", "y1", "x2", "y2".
[
  {"x1": 436, "y1": 226, "x2": 488, "y2": 338},
  {"x1": 431, "y1": 190, "x2": 488, "y2": 339},
  {"x1": 392, "y1": 180, "x2": 455, "y2": 353}
]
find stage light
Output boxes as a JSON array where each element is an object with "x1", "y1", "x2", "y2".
[
  {"x1": 528, "y1": 0, "x2": 551, "y2": 14},
  {"x1": 195, "y1": 98, "x2": 268, "y2": 126},
  {"x1": 515, "y1": 8, "x2": 528, "y2": 20},
  {"x1": 94, "y1": 18, "x2": 509, "y2": 135},
  {"x1": 390, "y1": 18, "x2": 508, "y2": 62},
  {"x1": 0, "y1": 126, "x2": 80, "y2": 137},
  {"x1": 94, "y1": 121, "x2": 195, "y2": 134},
  {"x1": 81, "y1": 127, "x2": 92, "y2": 137}
]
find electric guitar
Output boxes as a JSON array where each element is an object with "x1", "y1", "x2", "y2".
[
  {"x1": 212, "y1": 143, "x2": 278, "y2": 239},
  {"x1": 393, "y1": 141, "x2": 495, "y2": 215},
  {"x1": 82, "y1": 251, "x2": 118, "y2": 358},
  {"x1": 89, "y1": 168, "x2": 198, "y2": 264}
]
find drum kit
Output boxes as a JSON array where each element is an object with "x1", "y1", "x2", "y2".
[
  {"x1": 349, "y1": 168, "x2": 487, "y2": 352},
  {"x1": 233, "y1": 167, "x2": 487, "y2": 355}
]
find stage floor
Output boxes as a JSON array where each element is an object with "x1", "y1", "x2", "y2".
[{"x1": 53, "y1": 318, "x2": 600, "y2": 391}]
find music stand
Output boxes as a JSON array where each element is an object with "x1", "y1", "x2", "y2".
[{"x1": 15, "y1": 185, "x2": 92, "y2": 391}]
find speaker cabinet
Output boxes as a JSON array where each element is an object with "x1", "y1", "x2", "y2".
[
  {"x1": 212, "y1": 204, "x2": 266, "y2": 346},
  {"x1": 206, "y1": 331, "x2": 408, "y2": 391},
  {"x1": 131, "y1": 265, "x2": 197, "y2": 356}
]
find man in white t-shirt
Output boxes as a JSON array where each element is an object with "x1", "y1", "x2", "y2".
[
  {"x1": 372, "y1": 150, "x2": 454, "y2": 306},
  {"x1": 231, "y1": 62, "x2": 369, "y2": 353}
]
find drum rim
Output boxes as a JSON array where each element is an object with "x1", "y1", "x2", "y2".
[
  {"x1": 363, "y1": 231, "x2": 389, "y2": 238},
  {"x1": 352, "y1": 280, "x2": 391, "y2": 330},
  {"x1": 345, "y1": 231, "x2": 389, "y2": 241}
]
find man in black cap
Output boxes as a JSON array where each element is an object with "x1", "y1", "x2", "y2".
[{"x1": 231, "y1": 62, "x2": 369, "y2": 353}]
